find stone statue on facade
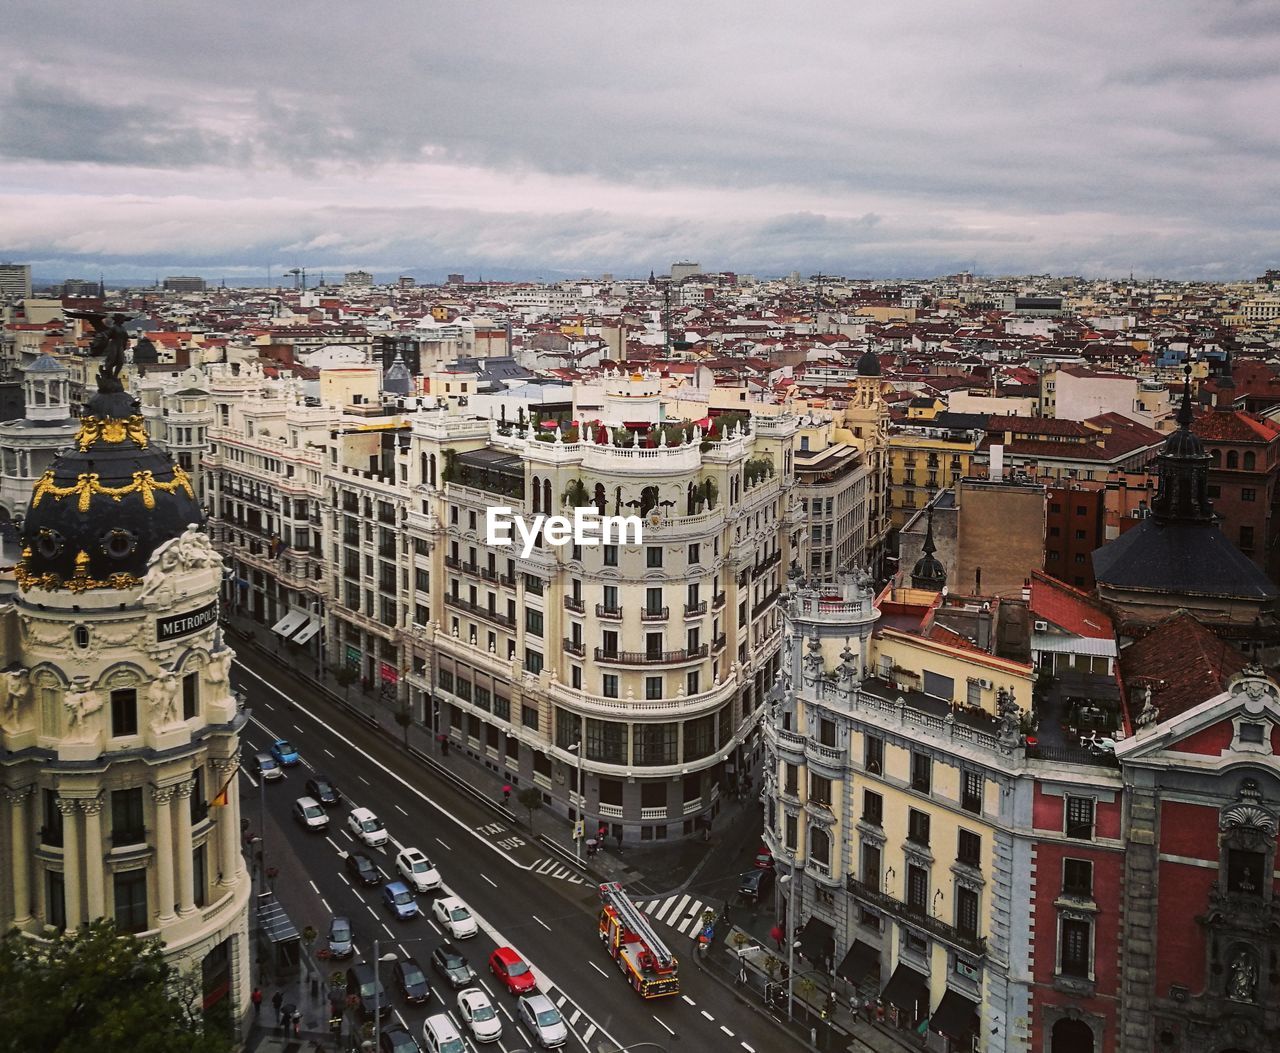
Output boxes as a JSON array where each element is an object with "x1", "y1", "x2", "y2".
[
  {"x1": 1135, "y1": 685, "x2": 1159, "y2": 730},
  {"x1": 996, "y1": 687, "x2": 1021, "y2": 744},
  {"x1": 207, "y1": 649, "x2": 232, "y2": 685},
  {"x1": 150, "y1": 672, "x2": 181, "y2": 724},
  {"x1": 1, "y1": 668, "x2": 31, "y2": 732},
  {"x1": 64, "y1": 685, "x2": 105, "y2": 735},
  {"x1": 1228, "y1": 950, "x2": 1257, "y2": 1002}
]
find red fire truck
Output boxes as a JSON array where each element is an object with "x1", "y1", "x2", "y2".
[{"x1": 597, "y1": 881, "x2": 680, "y2": 998}]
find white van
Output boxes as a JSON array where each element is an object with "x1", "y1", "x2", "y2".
[{"x1": 422, "y1": 1013, "x2": 467, "y2": 1053}]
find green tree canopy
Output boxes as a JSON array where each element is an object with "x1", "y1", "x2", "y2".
[{"x1": 0, "y1": 919, "x2": 232, "y2": 1053}]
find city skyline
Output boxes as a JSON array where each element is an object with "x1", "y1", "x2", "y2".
[{"x1": 2, "y1": 1, "x2": 1278, "y2": 282}]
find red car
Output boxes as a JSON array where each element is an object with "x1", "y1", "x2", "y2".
[
  {"x1": 488, "y1": 946, "x2": 537, "y2": 994},
  {"x1": 754, "y1": 844, "x2": 775, "y2": 869}
]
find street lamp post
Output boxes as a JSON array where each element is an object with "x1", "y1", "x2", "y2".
[
  {"x1": 371, "y1": 939, "x2": 397, "y2": 1052},
  {"x1": 783, "y1": 856, "x2": 806, "y2": 1022},
  {"x1": 568, "y1": 741, "x2": 586, "y2": 860}
]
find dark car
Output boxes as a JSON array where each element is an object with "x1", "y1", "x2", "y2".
[
  {"x1": 346, "y1": 851, "x2": 383, "y2": 887},
  {"x1": 306, "y1": 774, "x2": 342, "y2": 806},
  {"x1": 431, "y1": 942, "x2": 476, "y2": 988},
  {"x1": 379, "y1": 1025, "x2": 421, "y2": 1053},
  {"x1": 738, "y1": 868, "x2": 774, "y2": 903},
  {"x1": 393, "y1": 956, "x2": 430, "y2": 1005},
  {"x1": 346, "y1": 964, "x2": 391, "y2": 1020}
]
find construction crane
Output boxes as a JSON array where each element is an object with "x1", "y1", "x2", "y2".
[
  {"x1": 597, "y1": 881, "x2": 680, "y2": 998},
  {"x1": 286, "y1": 267, "x2": 307, "y2": 292}
]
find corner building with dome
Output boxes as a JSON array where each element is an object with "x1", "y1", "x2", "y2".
[{"x1": 0, "y1": 379, "x2": 251, "y2": 1036}]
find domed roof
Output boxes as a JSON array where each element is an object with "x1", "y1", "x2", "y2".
[
  {"x1": 132, "y1": 335, "x2": 159, "y2": 364},
  {"x1": 855, "y1": 349, "x2": 881, "y2": 377},
  {"x1": 16, "y1": 388, "x2": 204, "y2": 592},
  {"x1": 910, "y1": 504, "x2": 947, "y2": 591},
  {"x1": 25, "y1": 353, "x2": 69, "y2": 374}
]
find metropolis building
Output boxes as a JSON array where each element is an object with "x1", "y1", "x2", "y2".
[{"x1": 0, "y1": 371, "x2": 251, "y2": 1036}]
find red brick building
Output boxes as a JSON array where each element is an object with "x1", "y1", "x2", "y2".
[
  {"x1": 1192, "y1": 406, "x2": 1280, "y2": 578},
  {"x1": 1044, "y1": 484, "x2": 1107, "y2": 590}
]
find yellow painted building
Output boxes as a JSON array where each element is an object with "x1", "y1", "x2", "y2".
[{"x1": 886, "y1": 434, "x2": 977, "y2": 528}]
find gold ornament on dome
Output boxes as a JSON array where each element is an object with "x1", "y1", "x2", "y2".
[
  {"x1": 75, "y1": 414, "x2": 148, "y2": 451},
  {"x1": 14, "y1": 554, "x2": 141, "y2": 594},
  {"x1": 30, "y1": 465, "x2": 196, "y2": 513}
]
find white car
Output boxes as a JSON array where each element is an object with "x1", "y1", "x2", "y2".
[
  {"x1": 396, "y1": 847, "x2": 441, "y2": 892},
  {"x1": 432, "y1": 896, "x2": 477, "y2": 939},
  {"x1": 457, "y1": 987, "x2": 502, "y2": 1043},
  {"x1": 347, "y1": 806, "x2": 389, "y2": 848}
]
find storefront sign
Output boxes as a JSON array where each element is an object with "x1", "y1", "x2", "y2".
[{"x1": 157, "y1": 600, "x2": 218, "y2": 643}]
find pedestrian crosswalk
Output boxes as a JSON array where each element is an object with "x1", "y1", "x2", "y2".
[
  {"x1": 636, "y1": 893, "x2": 718, "y2": 938},
  {"x1": 530, "y1": 857, "x2": 586, "y2": 884}
]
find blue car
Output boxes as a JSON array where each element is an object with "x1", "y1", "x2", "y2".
[
  {"x1": 383, "y1": 881, "x2": 420, "y2": 921},
  {"x1": 270, "y1": 738, "x2": 301, "y2": 766}
]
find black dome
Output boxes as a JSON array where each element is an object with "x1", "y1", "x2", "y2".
[
  {"x1": 856, "y1": 349, "x2": 881, "y2": 377},
  {"x1": 17, "y1": 389, "x2": 203, "y2": 592},
  {"x1": 1162, "y1": 426, "x2": 1204, "y2": 459},
  {"x1": 911, "y1": 552, "x2": 947, "y2": 590}
]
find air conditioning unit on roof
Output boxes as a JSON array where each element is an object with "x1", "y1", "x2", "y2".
[{"x1": 1034, "y1": 620, "x2": 1049, "y2": 632}]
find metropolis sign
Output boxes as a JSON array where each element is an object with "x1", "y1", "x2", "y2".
[{"x1": 157, "y1": 600, "x2": 219, "y2": 643}]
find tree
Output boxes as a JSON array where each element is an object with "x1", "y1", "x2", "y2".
[
  {"x1": 333, "y1": 665, "x2": 357, "y2": 699},
  {"x1": 394, "y1": 702, "x2": 412, "y2": 747},
  {"x1": 0, "y1": 919, "x2": 233, "y2": 1053},
  {"x1": 516, "y1": 787, "x2": 543, "y2": 832}
]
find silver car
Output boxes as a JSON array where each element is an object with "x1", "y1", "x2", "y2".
[
  {"x1": 517, "y1": 993, "x2": 567, "y2": 1048},
  {"x1": 293, "y1": 796, "x2": 329, "y2": 831},
  {"x1": 254, "y1": 751, "x2": 284, "y2": 781},
  {"x1": 327, "y1": 915, "x2": 353, "y2": 959}
]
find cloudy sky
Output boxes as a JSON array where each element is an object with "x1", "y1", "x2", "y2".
[{"x1": 1, "y1": 1, "x2": 1277, "y2": 284}]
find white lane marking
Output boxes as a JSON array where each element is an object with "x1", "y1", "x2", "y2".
[
  {"x1": 653, "y1": 1016, "x2": 676, "y2": 1036},
  {"x1": 320, "y1": 897, "x2": 330, "y2": 912},
  {"x1": 242, "y1": 770, "x2": 259, "y2": 789},
  {"x1": 568, "y1": 1008, "x2": 581, "y2": 1026},
  {"x1": 358, "y1": 775, "x2": 370, "y2": 786},
  {"x1": 395, "y1": 1011, "x2": 406, "y2": 1028},
  {"x1": 517, "y1": 1026, "x2": 532, "y2": 1045},
  {"x1": 291, "y1": 724, "x2": 303, "y2": 734},
  {"x1": 324, "y1": 748, "x2": 335, "y2": 758},
  {"x1": 338, "y1": 875, "x2": 352, "y2": 889},
  {"x1": 365, "y1": 904, "x2": 379, "y2": 920},
  {"x1": 325, "y1": 836, "x2": 343, "y2": 853},
  {"x1": 742, "y1": 1044, "x2": 756, "y2": 1052},
  {"x1": 582, "y1": 1024, "x2": 596, "y2": 1045},
  {"x1": 670, "y1": 894, "x2": 692, "y2": 926},
  {"x1": 681, "y1": 995, "x2": 696, "y2": 1006},
  {"x1": 382, "y1": 924, "x2": 395, "y2": 937},
  {"x1": 589, "y1": 961, "x2": 608, "y2": 978},
  {"x1": 498, "y1": 1002, "x2": 513, "y2": 1022},
  {"x1": 261, "y1": 701, "x2": 274, "y2": 710},
  {"x1": 721, "y1": 1025, "x2": 735, "y2": 1037},
  {"x1": 531, "y1": 915, "x2": 552, "y2": 932},
  {"x1": 309, "y1": 881, "x2": 320, "y2": 894},
  {"x1": 701, "y1": 1010, "x2": 715, "y2": 1022},
  {"x1": 653, "y1": 895, "x2": 678, "y2": 922},
  {"x1": 395, "y1": 805, "x2": 408, "y2": 816},
  {"x1": 482, "y1": 874, "x2": 497, "y2": 888},
  {"x1": 435, "y1": 837, "x2": 451, "y2": 850},
  {"x1": 475, "y1": 977, "x2": 494, "y2": 997},
  {"x1": 536, "y1": 860, "x2": 558, "y2": 874}
]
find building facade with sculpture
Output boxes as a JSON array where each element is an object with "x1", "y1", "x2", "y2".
[{"x1": 0, "y1": 367, "x2": 252, "y2": 1040}]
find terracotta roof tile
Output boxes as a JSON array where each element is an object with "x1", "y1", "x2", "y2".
[
  {"x1": 1117, "y1": 611, "x2": 1248, "y2": 725},
  {"x1": 1029, "y1": 572, "x2": 1114, "y2": 639}
]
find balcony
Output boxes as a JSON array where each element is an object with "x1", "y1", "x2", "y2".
[
  {"x1": 845, "y1": 874, "x2": 986, "y2": 956},
  {"x1": 712, "y1": 592, "x2": 727, "y2": 610},
  {"x1": 443, "y1": 594, "x2": 516, "y2": 629},
  {"x1": 684, "y1": 601, "x2": 708, "y2": 617},
  {"x1": 753, "y1": 550, "x2": 782, "y2": 576},
  {"x1": 564, "y1": 596, "x2": 585, "y2": 614},
  {"x1": 641, "y1": 606, "x2": 670, "y2": 622},
  {"x1": 752, "y1": 586, "x2": 783, "y2": 618},
  {"x1": 594, "y1": 644, "x2": 709, "y2": 666},
  {"x1": 596, "y1": 604, "x2": 623, "y2": 620},
  {"x1": 444, "y1": 554, "x2": 461, "y2": 570},
  {"x1": 806, "y1": 739, "x2": 847, "y2": 768},
  {"x1": 712, "y1": 632, "x2": 727, "y2": 652},
  {"x1": 563, "y1": 637, "x2": 585, "y2": 658}
]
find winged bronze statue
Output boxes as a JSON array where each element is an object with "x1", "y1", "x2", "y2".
[{"x1": 66, "y1": 309, "x2": 132, "y2": 392}]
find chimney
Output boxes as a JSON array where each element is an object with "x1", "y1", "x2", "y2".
[
  {"x1": 1021, "y1": 578, "x2": 1031, "y2": 602},
  {"x1": 990, "y1": 443, "x2": 1004, "y2": 480}
]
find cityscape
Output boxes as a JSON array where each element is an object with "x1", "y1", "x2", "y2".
[{"x1": 2, "y1": 4, "x2": 1279, "y2": 1053}]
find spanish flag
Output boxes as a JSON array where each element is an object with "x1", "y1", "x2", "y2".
[{"x1": 211, "y1": 766, "x2": 238, "y2": 807}]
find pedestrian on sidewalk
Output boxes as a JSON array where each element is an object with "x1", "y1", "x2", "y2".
[
  {"x1": 770, "y1": 923, "x2": 784, "y2": 950},
  {"x1": 251, "y1": 987, "x2": 263, "y2": 1018},
  {"x1": 502, "y1": 784, "x2": 512, "y2": 805},
  {"x1": 439, "y1": 734, "x2": 449, "y2": 756},
  {"x1": 272, "y1": 990, "x2": 283, "y2": 1023},
  {"x1": 613, "y1": 829, "x2": 623, "y2": 850}
]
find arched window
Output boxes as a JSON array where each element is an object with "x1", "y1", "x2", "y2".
[
  {"x1": 1211, "y1": 449, "x2": 1221, "y2": 467},
  {"x1": 543, "y1": 479, "x2": 552, "y2": 512},
  {"x1": 1051, "y1": 1019, "x2": 1094, "y2": 1053},
  {"x1": 594, "y1": 483, "x2": 606, "y2": 515},
  {"x1": 641, "y1": 486, "x2": 659, "y2": 517},
  {"x1": 686, "y1": 482, "x2": 696, "y2": 516},
  {"x1": 532, "y1": 476, "x2": 541, "y2": 513},
  {"x1": 809, "y1": 826, "x2": 831, "y2": 866},
  {"x1": 1227, "y1": 450, "x2": 1239, "y2": 469},
  {"x1": 429, "y1": 453, "x2": 437, "y2": 487},
  {"x1": 1244, "y1": 450, "x2": 1256, "y2": 471}
]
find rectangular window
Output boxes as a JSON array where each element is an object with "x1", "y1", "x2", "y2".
[
  {"x1": 646, "y1": 587, "x2": 664, "y2": 614},
  {"x1": 1242, "y1": 487, "x2": 1257, "y2": 502},
  {"x1": 908, "y1": 808, "x2": 931, "y2": 847},
  {"x1": 1060, "y1": 918, "x2": 1091, "y2": 977},
  {"x1": 520, "y1": 705, "x2": 538, "y2": 730},
  {"x1": 437, "y1": 668, "x2": 454, "y2": 693},
  {"x1": 493, "y1": 696, "x2": 511, "y2": 721},
  {"x1": 182, "y1": 673, "x2": 198, "y2": 721},
  {"x1": 474, "y1": 685, "x2": 491, "y2": 711},
  {"x1": 47, "y1": 870, "x2": 66, "y2": 931},
  {"x1": 810, "y1": 773, "x2": 832, "y2": 806},
  {"x1": 910, "y1": 752, "x2": 932, "y2": 794},
  {"x1": 862, "y1": 790, "x2": 883, "y2": 826},
  {"x1": 785, "y1": 813, "x2": 798, "y2": 851},
  {"x1": 864, "y1": 735, "x2": 884, "y2": 773},
  {"x1": 956, "y1": 886, "x2": 979, "y2": 937},
  {"x1": 585, "y1": 718, "x2": 628, "y2": 765},
  {"x1": 646, "y1": 546, "x2": 663, "y2": 568},
  {"x1": 961, "y1": 771, "x2": 983, "y2": 814},
  {"x1": 906, "y1": 864, "x2": 928, "y2": 912},
  {"x1": 193, "y1": 844, "x2": 207, "y2": 909},
  {"x1": 555, "y1": 708, "x2": 580, "y2": 750},
  {"x1": 113, "y1": 869, "x2": 149, "y2": 934},
  {"x1": 784, "y1": 763, "x2": 799, "y2": 795},
  {"x1": 958, "y1": 829, "x2": 981, "y2": 867},
  {"x1": 645, "y1": 676, "x2": 663, "y2": 700},
  {"x1": 633, "y1": 723, "x2": 678, "y2": 766},
  {"x1": 603, "y1": 545, "x2": 618, "y2": 567},
  {"x1": 1063, "y1": 858, "x2": 1093, "y2": 897},
  {"x1": 601, "y1": 629, "x2": 618, "y2": 656},
  {"x1": 42, "y1": 789, "x2": 64, "y2": 847},
  {"x1": 602, "y1": 674, "x2": 619, "y2": 699},
  {"x1": 111, "y1": 788, "x2": 145, "y2": 846},
  {"x1": 688, "y1": 543, "x2": 701, "y2": 565},
  {"x1": 571, "y1": 666, "x2": 582, "y2": 689},
  {"x1": 818, "y1": 718, "x2": 836, "y2": 747},
  {"x1": 1066, "y1": 796, "x2": 1095, "y2": 840},
  {"x1": 686, "y1": 670, "x2": 699, "y2": 695},
  {"x1": 110, "y1": 689, "x2": 138, "y2": 737},
  {"x1": 861, "y1": 842, "x2": 881, "y2": 887},
  {"x1": 524, "y1": 649, "x2": 543, "y2": 675},
  {"x1": 525, "y1": 608, "x2": 544, "y2": 637}
]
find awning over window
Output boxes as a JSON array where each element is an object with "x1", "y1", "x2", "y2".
[
  {"x1": 930, "y1": 988, "x2": 979, "y2": 1039},
  {"x1": 880, "y1": 962, "x2": 929, "y2": 1013},
  {"x1": 256, "y1": 893, "x2": 299, "y2": 945},
  {"x1": 292, "y1": 618, "x2": 321, "y2": 645},
  {"x1": 797, "y1": 916, "x2": 835, "y2": 966},
  {"x1": 271, "y1": 609, "x2": 307, "y2": 638},
  {"x1": 836, "y1": 940, "x2": 879, "y2": 984}
]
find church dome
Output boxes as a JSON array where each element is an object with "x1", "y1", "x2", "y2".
[
  {"x1": 16, "y1": 388, "x2": 203, "y2": 592},
  {"x1": 911, "y1": 551, "x2": 947, "y2": 590},
  {"x1": 856, "y1": 349, "x2": 882, "y2": 377}
]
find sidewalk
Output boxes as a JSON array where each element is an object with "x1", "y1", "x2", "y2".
[{"x1": 227, "y1": 614, "x2": 760, "y2": 899}]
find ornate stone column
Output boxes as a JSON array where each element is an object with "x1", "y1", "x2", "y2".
[
  {"x1": 4, "y1": 786, "x2": 34, "y2": 925},
  {"x1": 79, "y1": 797, "x2": 105, "y2": 921},
  {"x1": 57, "y1": 797, "x2": 83, "y2": 928},
  {"x1": 211, "y1": 756, "x2": 240, "y2": 887},
  {"x1": 174, "y1": 781, "x2": 196, "y2": 914},
  {"x1": 151, "y1": 786, "x2": 176, "y2": 922}
]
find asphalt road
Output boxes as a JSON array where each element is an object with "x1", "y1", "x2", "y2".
[{"x1": 232, "y1": 651, "x2": 800, "y2": 1053}]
